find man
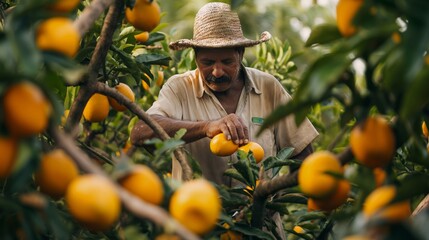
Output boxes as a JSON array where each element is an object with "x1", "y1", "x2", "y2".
[{"x1": 131, "y1": 2, "x2": 318, "y2": 184}]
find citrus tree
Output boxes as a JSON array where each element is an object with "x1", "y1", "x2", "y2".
[{"x1": 2, "y1": 0, "x2": 429, "y2": 239}]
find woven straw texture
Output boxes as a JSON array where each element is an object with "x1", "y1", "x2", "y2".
[{"x1": 169, "y1": 2, "x2": 271, "y2": 50}]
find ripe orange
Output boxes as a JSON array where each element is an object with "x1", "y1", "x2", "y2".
[
  {"x1": 169, "y1": 179, "x2": 221, "y2": 235},
  {"x1": 391, "y1": 32, "x2": 401, "y2": 44},
  {"x1": 220, "y1": 223, "x2": 242, "y2": 240},
  {"x1": 422, "y1": 121, "x2": 428, "y2": 138},
  {"x1": 298, "y1": 151, "x2": 342, "y2": 199},
  {"x1": 125, "y1": 0, "x2": 161, "y2": 32},
  {"x1": 373, "y1": 167, "x2": 386, "y2": 188},
  {"x1": 156, "y1": 70, "x2": 164, "y2": 87},
  {"x1": 108, "y1": 83, "x2": 135, "y2": 111},
  {"x1": 210, "y1": 133, "x2": 239, "y2": 157},
  {"x1": 293, "y1": 225, "x2": 305, "y2": 234},
  {"x1": 155, "y1": 234, "x2": 180, "y2": 240},
  {"x1": 36, "y1": 17, "x2": 80, "y2": 57},
  {"x1": 3, "y1": 82, "x2": 52, "y2": 137},
  {"x1": 308, "y1": 179, "x2": 351, "y2": 212},
  {"x1": 66, "y1": 174, "x2": 121, "y2": 231},
  {"x1": 119, "y1": 165, "x2": 164, "y2": 205},
  {"x1": 48, "y1": 0, "x2": 80, "y2": 12},
  {"x1": 238, "y1": 141, "x2": 265, "y2": 163},
  {"x1": 134, "y1": 31, "x2": 150, "y2": 43},
  {"x1": 350, "y1": 116, "x2": 396, "y2": 169},
  {"x1": 35, "y1": 149, "x2": 79, "y2": 199},
  {"x1": 142, "y1": 80, "x2": 150, "y2": 91},
  {"x1": 336, "y1": 0, "x2": 364, "y2": 37},
  {"x1": 363, "y1": 185, "x2": 411, "y2": 222},
  {"x1": 0, "y1": 137, "x2": 18, "y2": 178},
  {"x1": 83, "y1": 93, "x2": 110, "y2": 122}
]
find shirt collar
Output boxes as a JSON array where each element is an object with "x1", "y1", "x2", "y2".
[{"x1": 194, "y1": 65, "x2": 262, "y2": 98}]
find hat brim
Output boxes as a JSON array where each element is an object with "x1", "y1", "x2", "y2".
[{"x1": 169, "y1": 31, "x2": 272, "y2": 51}]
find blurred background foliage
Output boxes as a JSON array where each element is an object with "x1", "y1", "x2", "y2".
[{"x1": 1, "y1": 0, "x2": 429, "y2": 239}]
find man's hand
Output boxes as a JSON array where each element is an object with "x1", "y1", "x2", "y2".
[{"x1": 205, "y1": 113, "x2": 249, "y2": 145}]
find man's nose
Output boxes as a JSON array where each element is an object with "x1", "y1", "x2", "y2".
[{"x1": 212, "y1": 64, "x2": 224, "y2": 78}]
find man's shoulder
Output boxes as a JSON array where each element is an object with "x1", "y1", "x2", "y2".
[{"x1": 244, "y1": 67, "x2": 278, "y2": 82}]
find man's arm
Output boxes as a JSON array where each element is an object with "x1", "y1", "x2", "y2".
[{"x1": 130, "y1": 114, "x2": 249, "y2": 146}]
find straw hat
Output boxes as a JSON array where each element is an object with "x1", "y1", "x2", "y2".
[{"x1": 169, "y1": 2, "x2": 271, "y2": 51}]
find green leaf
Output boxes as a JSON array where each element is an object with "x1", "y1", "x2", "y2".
[
  {"x1": 305, "y1": 23, "x2": 342, "y2": 47},
  {"x1": 265, "y1": 202, "x2": 289, "y2": 215},
  {"x1": 110, "y1": 45, "x2": 142, "y2": 83},
  {"x1": 223, "y1": 168, "x2": 248, "y2": 185},
  {"x1": 277, "y1": 147, "x2": 295, "y2": 160},
  {"x1": 232, "y1": 223, "x2": 276, "y2": 240},
  {"x1": 135, "y1": 53, "x2": 171, "y2": 66},
  {"x1": 296, "y1": 52, "x2": 353, "y2": 103},
  {"x1": 173, "y1": 128, "x2": 187, "y2": 140},
  {"x1": 400, "y1": 67, "x2": 429, "y2": 119},
  {"x1": 274, "y1": 193, "x2": 307, "y2": 204},
  {"x1": 297, "y1": 212, "x2": 327, "y2": 223}
]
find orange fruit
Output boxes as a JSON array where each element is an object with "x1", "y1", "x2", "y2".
[
  {"x1": 83, "y1": 93, "x2": 110, "y2": 122},
  {"x1": 169, "y1": 179, "x2": 221, "y2": 235},
  {"x1": 298, "y1": 151, "x2": 342, "y2": 199},
  {"x1": 35, "y1": 149, "x2": 79, "y2": 199},
  {"x1": 119, "y1": 165, "x2": 164, "y2": 205},
  {"x1": 48, "y1": 0, "x2": 80, "y2": 12},
  {"x1": 363, "y1": 185, "x2": 411, "y2": 222},
  {"x1": 238, "y1": 141, "x2": 265, "y2": 163},
  {"x1": 220, "y1": 223, "x2": 242, "y2": 240},
  {"x1": 134, "y1": 31, "x2": 150, "y2": 43},
  {"x1": 391, "y1": 32, "x2": 401, "y2": 44},
  {"x1": 141, "y1": 80, "x2": 150, "y2": 91},
  {"x1": 422, "y1": 121, "x2": 428, "y2": 138},
  {"x1": 155, "y1": 234, "x2": 180, "y2": 240},
  {"x1": 350, "y1": 116, "x2": 396, "y2": 169},
  {"x1": 425, "y1": 55, "x2": 429, "y2": 65},
  {"x1": 210, "y1": 133, "x2": 239, "y2": 157},
  {"x1": 293, "y1": 225, "x2": 305, "y2": 234},
  {"x1": 36, "y1": 17, "x2": 80, "y2": 57},
  {"x1": 3, "y1": 82, "x2": 52, "y2": 137},
  {"x1": 66, "y1": 174, "x2": 121, "y2": 231},
  {"x1": 156, "y1": 70, "x2": 164, "y2": 87},
  {"x1": 0, "y1": 137, "x2": 18, "y2": 178},
  {"x1": 108, "y1": 83, "x2": 135, "y2": 111},
  {"x1": 308, "y1": 179, "x2": 351, "y2": 212},
  {"x1": 373, "y1": 167, "x2": 386, "y2": 188},
  {"x1": 336, "y1": 0, "x2": 364, "y2": 37},
  {"x1": 125, "y1": 0, "x2": 161, "y2": 32}
]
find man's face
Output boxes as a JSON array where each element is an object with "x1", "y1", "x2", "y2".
[{"x1": 195, "y1": 47, "x2": 243, "y2": 93}]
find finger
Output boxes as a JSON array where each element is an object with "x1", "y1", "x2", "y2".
[
  {"x1": 237, "y1": 117, "x2": 249, "y2": 144},
  {"x1": 225, "y1": 118, "x2": 239, "y2": 144}
]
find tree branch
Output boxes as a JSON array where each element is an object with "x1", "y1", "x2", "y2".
[
  {"x1": 73, "y1": 0, "x2": 115, "y2": 37},
  {"x1": 95, "y1": 82, "x2": 193, "y2": 181},
  {"x1": 48, "y1": 126, "x2": 200, "y2": 240}
]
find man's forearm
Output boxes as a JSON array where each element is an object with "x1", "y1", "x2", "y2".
[{"x1": 130, "y1": 114, "x2": 209, "y2": 145}]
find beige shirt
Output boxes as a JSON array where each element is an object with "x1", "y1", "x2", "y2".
[{"x1": 147, "y1": 67, "x2": 319, "y2": 186}]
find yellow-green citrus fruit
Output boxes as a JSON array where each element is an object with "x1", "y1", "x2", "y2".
[
  {"x1": 169, "y1": 179, "x2": 221, "y2": 235},
  {"x1": 350, "y1": 116, "x2": 396, "y2": 169},
  {"x1": 3, "y1": 82, "x2": 52, "y2": 137},
  {"x1": 298, "y1": 151, "x2": 342, "y2": 199},
  {"x1": 108, "y1": 83, "x2": 135, "y2": 111},
  {"x1": 35, "y1": 149, "x2": 79, "y2": 199},
  {"x1": 36, "y1": 17, "x2": 80, "y2": 57},
  {"x1": 66, "y1": 174, "x2": 121, "y2": 231},
  {"x1": 119, "y1": 165, "x2": 164, "y2": 205},
  {"x1": 125, "y1": 0, "x2": 161, "y2": 32},
  {"x1": 83, "y1": 93, "x2": 110, "y2": 122},
  {"x1": 210, "y1": 133, "x2": 239, "y2": 156}
]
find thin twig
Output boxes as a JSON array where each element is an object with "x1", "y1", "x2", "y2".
[{"x1": 73, "y1": 0, "x2": 115, "y2": 37}]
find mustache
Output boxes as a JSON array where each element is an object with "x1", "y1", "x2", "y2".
[{"x1": 206, "y1": 75, "x2": 230, "y2": 83}]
